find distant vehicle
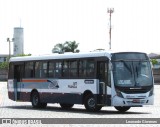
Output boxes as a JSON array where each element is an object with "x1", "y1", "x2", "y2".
[{"x1": 7, "y1": 51, "x2": 154, "y2": 112}]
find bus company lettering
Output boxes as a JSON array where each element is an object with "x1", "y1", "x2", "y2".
[
  {"x1": 68, "y1": 82, "x2": 77, "y2": 88},
  {"x1": 47, "y1": 80, "x2": 59, "y2": 89}
]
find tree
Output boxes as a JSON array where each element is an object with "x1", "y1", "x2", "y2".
[
  {"x1": 64, "y1": 41, "x2": 80, "y2": 53},
  {"x1": 0, "y1": 62, "x2": 9, "y2": 69},
  {"x1": 151, "y1": 59, "x2": 158, "y2": 66},
  {"x1": 52, "y1": 43, "x2": 66, "y2": 54},
  {"x1": 52, "y1": 41, "x2": 80, "y2": 54}
]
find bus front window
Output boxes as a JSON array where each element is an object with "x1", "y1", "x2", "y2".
[
  {"x1": 113, "y1": 61, "x2": 134, "y2": 87},
  {"x1": 134, "y1": 61, "x2": 152, "y2": 86},
  {"x1": 113, "y1": 61, "x2": 153, "y2": 87}
]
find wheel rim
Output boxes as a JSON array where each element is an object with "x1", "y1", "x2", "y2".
[
  {"x1": 88, "y1": 98, "x2": 95, "y2": 108},
  {"x1": 33, "y1": 95, "x2": 38, "y2": 105}
]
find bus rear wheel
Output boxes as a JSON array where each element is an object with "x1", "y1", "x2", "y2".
[
  {"x1": 60, "y1": 103, "x2": 74, "y2": 109},
  {"x1": 84, "y1": 94, "x2": 102, "y2": 112},
  {"x1": 114, "y1": 106, "x2": 130, "y2": 112},
  {"x1": 31, "y1": 91, "x2": 47, "y2": 108}
]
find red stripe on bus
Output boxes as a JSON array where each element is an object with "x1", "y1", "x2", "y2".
[{"x1": 22, "y1": 79, "x2": 47, "y2": 82}]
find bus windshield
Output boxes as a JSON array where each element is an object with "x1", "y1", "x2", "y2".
[
  {"x1": 113, "y1": 60, "x2": 153, "y2": 87},
  {"x1": 113, "y1": 61, "x2": 152, "y2": 87}
]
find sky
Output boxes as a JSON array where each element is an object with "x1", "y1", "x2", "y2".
[{"x1": 0, "y1": 0, "x2": 160, "y2": 55}]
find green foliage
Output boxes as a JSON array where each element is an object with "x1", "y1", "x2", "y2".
[
  {"x1": 16, "y1": 54, "x2": 32, "y2": 57},
  {"x1": 151, "y1": 59, "x2": 158, "y2": 66},
  {"x1": 52, "y1": 43, "x2": 66, "y2": 54},
  {"x1": 52, "y1": 41, "x2": 80, "y2": 54},
  {"x1": 64, "y1": 41, "x2": 80, "y2": 53},
  {"x1": 0, "y1": 62, "x2": 9, "y2": 69}
]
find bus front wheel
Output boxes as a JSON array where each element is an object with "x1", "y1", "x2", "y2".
[
  {"x1": 84, "y1": 94, "x2": 102, "y2": 112},
  {"x1": 114, "y1": 106, "x2": 130, "y2": 112},
  {"x1": 31, "y1": 91, "x2": 47, "y2": 108}
]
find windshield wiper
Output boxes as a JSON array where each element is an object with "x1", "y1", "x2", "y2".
[{"x1": 120, "y1": 60, "x2": 132, "y2": 75}]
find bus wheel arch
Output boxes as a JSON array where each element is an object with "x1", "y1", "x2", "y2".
[
  {"x1": 83, "y1": 90, "x2": 102, "y2": 112},
  {"x1": 30, "y1": 89, "x2": 47, "y2": 108},
  {"x1": 30, "y1": 89, "x2": 38, "y2": 101},
  {"x1": 82, "y1": 90, "x2": 93, "y2": 104},
  {"x1": 114, "y1": 106, "x2": 131, "y2": 112}
]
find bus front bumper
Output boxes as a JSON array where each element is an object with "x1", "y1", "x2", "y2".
[{"x1": 112, "y1": 95, "x2": 154, "y2": 106}]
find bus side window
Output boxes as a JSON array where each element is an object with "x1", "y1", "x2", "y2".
[
  {"x1": 35, "y1": 62, "x2": 41, "y2": 78},
  {"x1": 48, "y1": 61, "x2": 54, "y2": 77},
  {"x1": 34, "y1": 61, "x2": 48, "y2": 78},
  {"x1": 63, "y1": 60, "x2": 69, "y2": 77},
  {"x1": 79, "y1": 59, "x2": 95, "y2": 78},
  {"x1": 55, "y1": 61, "x2": 62, "y2": 78},
  {"x1": 70, "y1": 60, "x2": 78, "y2": 77},
  {"x1": 79, "y1": 60, "x2": 86, "y2": 77},
  {"x1": 41, "y1": 62, "x2": 48, "y2": 78},
  {"x1": 25, "y1": 62, "x2": 34, "y2": 78},
  {"x1": 86, "y1": 60, "x2": 95, "y2": 77}
]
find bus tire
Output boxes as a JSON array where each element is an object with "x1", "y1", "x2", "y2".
[
  {"x1": 114, "y1": 106, "x2": 130, "y2": 112},
  {"x1": 31, "y1": 91, "x2": 40, "y2": 108},
  {"x1": 31, "y1": 91, "x2": 47, "y2": 108},
  {"x1": 84, "y1": 94, "x2": 102, "y2": 112},
  {"x1": 60, "y1": 103, "x2": 74, "y2": 109}
]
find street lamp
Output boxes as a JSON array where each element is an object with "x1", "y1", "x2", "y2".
[
  {"x1": 107, "y1": 8, "x2": 114, "y2": 50},
  {"x1": 7, "y1": 38, "x2": 14, "y2": 60}
]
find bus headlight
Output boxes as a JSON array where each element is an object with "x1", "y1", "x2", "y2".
[
  {"x1": 115, "y1": 89, "x2": 123, "y2": 98},
  {"x1": 149, "y1": 88, "x2": 153, "y2": 97}
]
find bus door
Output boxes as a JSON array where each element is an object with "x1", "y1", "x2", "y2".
[
  {"x1": 97, "y1": 61, "x2": 108, "y2": 105},
  {"x1": 14, "y1": 63, "x2": 24, "y2": 101}
]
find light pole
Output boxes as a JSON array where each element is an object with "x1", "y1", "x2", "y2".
[
  {"x1": 107, "y1": 8, "x2": 114, "y2": 50},
  {"x1": 7, "y1": 38, "x2": 14, "y2": 60}
]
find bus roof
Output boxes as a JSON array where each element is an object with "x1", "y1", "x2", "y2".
[{"x1": 9, "y1": 51, "x2": 112, "y2": 62}]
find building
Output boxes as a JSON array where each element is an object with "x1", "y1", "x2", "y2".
[
  {"x1": 0, "y1": 54, "x2": 8, "y2": 63},
  {"x1": 13, "y1": 27, "x2": 24, "y2": 56}
]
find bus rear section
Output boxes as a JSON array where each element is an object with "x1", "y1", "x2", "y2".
[{"x1": 111, "y1": 52, "x2": 154, "y2": 112}]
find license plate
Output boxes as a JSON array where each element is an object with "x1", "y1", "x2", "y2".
[{"x1": 132, "y1": 99, "x2": 140, "y2": 103}]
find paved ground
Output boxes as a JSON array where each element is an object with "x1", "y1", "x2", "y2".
[{"x1": 0, "y1": 82, "x2": 160, "y2": 127}]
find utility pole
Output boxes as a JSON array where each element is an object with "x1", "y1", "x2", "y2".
[
  {"x1": 7, "y1": 38, "x2": 14, "y2": 60},
  {"x1": 107, "y1": 8, "x2": 114, "y2": 50}
]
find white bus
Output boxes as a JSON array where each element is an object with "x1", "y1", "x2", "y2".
[{"x1": 7, "y1": 51, "x2": 154, "y2": 112}]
